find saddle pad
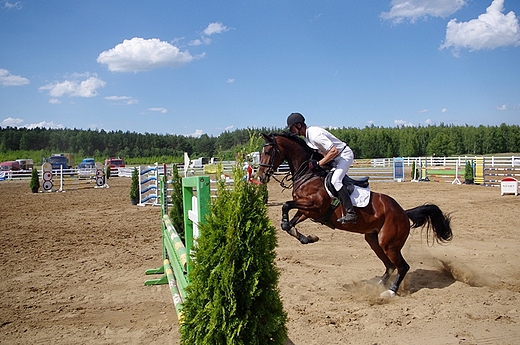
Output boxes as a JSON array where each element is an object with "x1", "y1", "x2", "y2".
[
  {"x1": 349, "y1": 185, "x2": 370, "y2": 207},
  {"x1": 325, "y1": 184, "x2": 371, "y2": 208}
]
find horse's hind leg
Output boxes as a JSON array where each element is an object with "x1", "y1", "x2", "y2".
[
  {"x1": 379, "y1": 238, "x2": 410, "y2": 296},
  {"x1": 365, "y1": 232, "x2": 396, "y2": 285},
  {"x1": 385, "y1": 252, "x2": 409, "y2": 296}
]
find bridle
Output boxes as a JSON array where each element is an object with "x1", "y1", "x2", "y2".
[
  {"x1": 259, "y1": 136, "x2": 282, "y2": 182},
  {"x1": 259, "y1": 134, "x2": 321, "y2": 189}
]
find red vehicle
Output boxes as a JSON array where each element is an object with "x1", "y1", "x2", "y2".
[
  {"x1": 0, "y1": 161, "x2": 21, "y2": 171},
  {"x1": 105, "y1": 158, "x2": 125, "y2": 176},
  {"x1": 105, "y1": 157, "x2": 125, "y2": 168}
]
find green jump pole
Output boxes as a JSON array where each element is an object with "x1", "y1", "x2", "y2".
[{"x1": 145, "y1": 173, "x2": 210, "y2": 324}]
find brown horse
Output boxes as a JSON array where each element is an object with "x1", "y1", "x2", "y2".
[{"x1": 257, "y1": 132, "x2": 453, "y2": 297}]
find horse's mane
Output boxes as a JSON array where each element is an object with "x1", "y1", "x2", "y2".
[{"x1": 267, "y1": 132, "x2": 317, "y2": 157}]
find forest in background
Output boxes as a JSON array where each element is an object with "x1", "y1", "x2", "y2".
[{"x1": 1, "y1": 123, "x2": 519, "y2": 165}]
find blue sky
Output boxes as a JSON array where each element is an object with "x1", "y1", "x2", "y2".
[{"x1": 1, "y1": 0, "x2": 519, "y2": 137}]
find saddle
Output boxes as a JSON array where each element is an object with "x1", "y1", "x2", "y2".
[
  {"x1": 324, "y1": 173, "x2": 369, "y2": 198},
  {"x1": 311, "y1": 173, "x2": 370, "y2": 228}
]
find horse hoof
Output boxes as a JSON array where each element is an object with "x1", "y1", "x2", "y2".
[
  {"x1": 281, "y1": 221, "x2": 290, "y2": 231},
  {"x1": 380, "y1": 290, "x2": 396, "y2": 298},
  {"x1": 308, "y1": 235, "x2": 319, "y2": 243}
]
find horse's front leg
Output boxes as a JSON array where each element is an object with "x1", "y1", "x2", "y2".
[{"x1": 281, "y1": 201, "x2": 319, "y2": 244}]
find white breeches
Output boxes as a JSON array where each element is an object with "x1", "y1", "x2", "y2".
[{"x1": 331, "y1": 149, "x2": 354, "y2": 191}]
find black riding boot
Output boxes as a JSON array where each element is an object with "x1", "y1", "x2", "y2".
[{"x1": 337, "y1": 186, "x2": 357, "y2": 224}]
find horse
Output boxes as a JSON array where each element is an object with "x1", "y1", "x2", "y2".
[{"x1": 256, "y1": 132, "x2": 453, "y2": 297}]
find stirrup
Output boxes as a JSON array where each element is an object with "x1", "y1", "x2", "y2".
[{"x1": 338, "y1": 212, "x2": 357, "y2": 224}]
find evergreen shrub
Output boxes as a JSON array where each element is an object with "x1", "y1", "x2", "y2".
[
  {"x1": 464, "y1": 160, "x2": 474, "y2": 184},
  {"x1": 30, "y1": 168, "x2": 40, "y2": 193},
  {"x1": 130, "y1": 167, "x2": 139, "y2": 203},
  {"x1": 169, "y1": 164, "x2": 185, "y2": 242},
  {"x1": 180, "y1": 167, "x2": 287, "y2": 345}
]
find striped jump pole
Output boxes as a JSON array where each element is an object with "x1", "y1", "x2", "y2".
[{"x1": 145, "y1": 173, "x2": 210, "y2": 324}]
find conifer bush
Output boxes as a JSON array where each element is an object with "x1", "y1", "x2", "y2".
[
  {"x1": 30, "y1": 167, "x2": 40, "y2": 193},
  {"x1": 411, "y1": 161, "x2": 417, "y2": 180},
  {"x1": 130, "y1": 167, "x2": 139, "y2": 204},
  {"x1": 180, "y1": 167, "x2": 287, "y2": 345},
  {"x1": 168, "y1": 164, "x2": 185, "y2": 242},
  {"x1": 464, "y1": 160, "x2": 474, "y2": 184}
]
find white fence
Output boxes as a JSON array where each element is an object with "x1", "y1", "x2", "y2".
[{"x1": 2, "y1": 156, "x2": 519, "y2": 183}]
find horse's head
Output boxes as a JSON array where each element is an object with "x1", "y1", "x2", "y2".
[
  {"x1": 256, "y1": 132, "x2": 317, "y2": 184},
  {"x1": 256, "y1": 133, "x2": 286, "y2": 183}
]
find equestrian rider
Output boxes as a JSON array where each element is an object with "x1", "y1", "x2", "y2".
[{"x1": 286, "y1": 112, "x2": 357, "y2": 223}]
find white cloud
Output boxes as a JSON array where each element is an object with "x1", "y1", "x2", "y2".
[
  {"x1": 381, "y1": 0, "x2": 466, "y2": 24},
  {"x1": 1, "y1": 117, "x2": 64, "y2": 129},
  {"x1": 203, "y1": 22, "x2": 229, "y2": 36},
  {"x1": 441, "y1": 0, "x2": 520, "y2": 52},
  {"x1": 26, "y1": 121, "x2": 64, "y2": 129},
  {"x1": 149, "y1": 107, "x2": 167, "y2": 114},
  {"x1": 97, "y1": 37, "x2": 197, "y2": 72},
  {"x1": 0, "y1": 68, "x2": 29, "y2": 86},
  {"x1": 418, "y1": 109, "x2": 429, "y2": 113},
  {"x1": 496, "y1": 104, "x2": 507, "y2": 110},
  {"x1": 39, "y1": 75, "x2": 105, "y2": 98},
  {"x1": 105, "y1": 95, "x2": 138, "y2": 105},
  {"x1": 188, "y1": 129, "x2": 205, "y2": 137},
  {"x1": 189, "y1": 23, "x2": 229, "y2": 46},
  {"x1": 394, "y1": 119, "x2": 414, "y2": 126},
  {"x1": 49, "y1": 98, "x2": 61, "y2": 104},
  {"x1": 2, "y1": 1, "x2": 22, "y2": 10},
  {"x1": 226, "y1": 78, "x2": 235, "y2": 84},
  {"x1": 224, "y1": 125, "x2": 234, "y2": 131},
  {"x1": 425, "y1": 118, "x2": 434, "y2": 125},
  {"x1": 441, "y1": 108, "x2": 448, "y2": 113},
  {"x1": 1, "y1": 117, "x2": 24, "y2": 126},
  {"x1": 189, "y1": 37, "x2": 211, "y2": 46}
]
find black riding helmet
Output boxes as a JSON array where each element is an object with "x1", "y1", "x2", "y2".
[{"x1": 287, "y1": 112, "x2": 305, "y2": 128}]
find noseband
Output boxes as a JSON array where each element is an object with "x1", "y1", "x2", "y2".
[
  {"x1": 259, "y1": 137, "x2": 281, "y2": 180},
  {"x1": 260, "y1": 134, "x2": 319, "y2": 189}
]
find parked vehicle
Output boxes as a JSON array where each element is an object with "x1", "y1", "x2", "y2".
[
  {"x1": 190, "y1": 157, "x2": 209, "y2": 168},
  {"x1": 47, "y1": 154, "x2": 70, "y2": 170},
  {"x1": 105, "y1": 157, "x2": 125, "y2": 176},
  {"x1": 15, "y1": 159, "x2": 34, "y2": 170},
  {"x1": 44, "y1": 153, "x2": 74, "y2": 170},
  {"x1": 0, "y1": 161, "x2": 21, "y2": 171},
  {"x1": 105, "y1": 157, "x2": 125, "y2": 168},
  {"x1": 78, "y1": 158, "x2": 96, "y2": 169}
]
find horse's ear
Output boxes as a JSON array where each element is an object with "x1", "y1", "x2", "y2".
[{"x1": 261, "y1": 133, "x2": 269, "y2": 141}]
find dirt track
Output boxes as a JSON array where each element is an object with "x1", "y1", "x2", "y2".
[{"x1": 1, "y1": 177, "x2": 519, "y2": 344}]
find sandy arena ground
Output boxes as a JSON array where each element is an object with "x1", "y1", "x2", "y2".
[{"x1": 1, "y1": 176, "x2": 519, "y2": 345}]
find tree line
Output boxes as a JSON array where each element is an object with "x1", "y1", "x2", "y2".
[{"x1": 1, "y1": 123, "x2": 519, "y2": 164}]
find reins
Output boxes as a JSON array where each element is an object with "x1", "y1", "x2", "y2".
[{"x1": 262, "y1": 134, "x2": 322, "y2": 191}]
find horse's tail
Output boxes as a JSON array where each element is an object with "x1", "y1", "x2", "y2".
[{"x1": 405, "y1": 204, "x2": 453, "y2": 243}]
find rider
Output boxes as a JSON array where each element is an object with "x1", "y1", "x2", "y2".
[{"x1": 286, "y1": 112, "x2": 357, "y2": 223}]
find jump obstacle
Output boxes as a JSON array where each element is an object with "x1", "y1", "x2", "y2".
[
  {"x1": 144, "y1": 174, "x2": 210, "y2": 323},
  {"x1": 40, "y1": 162, "x2": 108, "y2": 192},
  {"x1": 412, "y1": 156, "x2": 520, "y2": 194},
  {"x1": 412, "y1": 157, "x2": 464, "y2": 184},
  {"x1": 138, "y1": 163, "x2": 160, "y2": 206}
]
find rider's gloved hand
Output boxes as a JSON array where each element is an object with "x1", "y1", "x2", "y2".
[{"x1": 308, "y1": 160, "x2": 320, "y2": 171}]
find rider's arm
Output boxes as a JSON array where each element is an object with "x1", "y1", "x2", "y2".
[{"x1": 319, "y1": 145, "x2": 339, "y2": 167}]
